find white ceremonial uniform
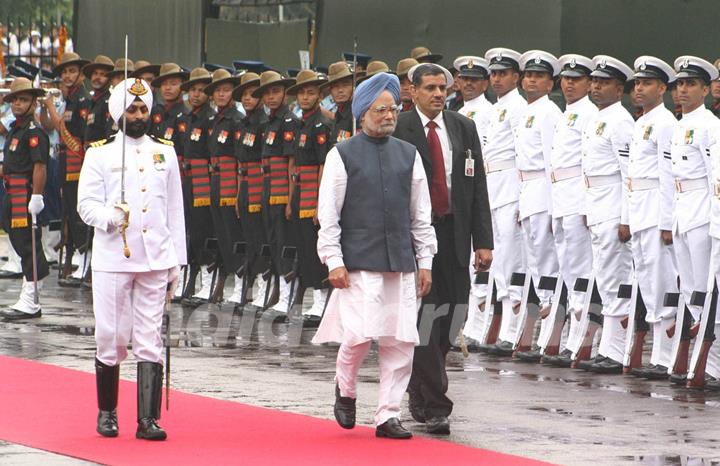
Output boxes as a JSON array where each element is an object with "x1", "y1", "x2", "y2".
[
  {"x1": 313, "y1": 147, "x2": 437, "y2": 426},
  {"x1": 514, "y1": 95, "x2": 562, "y2": 307},
  {"x1": 702, "y1": 129, "x2": 720, "y2": 379},
  {"x1": 78, "y1": 132, "x2": 187, "y2": 366},
  {"x1": 670, "y1": 106, "x2": 718, "y2": 320},
  {"x1": 482, "y1": 87, "x2": 526, "y2": 342},
  {"x1": 581, "y1": 101, "x2": 634, "y2": 362},
  {"x1": 627, "y1": 103, "x2": 679, "y2": 367},
  {"x1": 458, "y1": 94, "x2": 493, "y2": 149},
  {"x1": 550, "y1": 95, "x2": 597, "y2": 314}
]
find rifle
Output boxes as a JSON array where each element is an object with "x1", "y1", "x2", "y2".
[
  {"x1": 686, "y1": 279, "x2": 718, "y2": 388},
  {"x1": 536, "y1": 274, "x2": 567, "y2": 357},
  {"x1": 619, "y1": 281, "x2": 649, "y2": 373},
  {"x1": 508, "y1": 271, "x2": 540, "y2": 355},
  {"x1": 566, "y1": 274, "x2": 603, "y2": 366}
]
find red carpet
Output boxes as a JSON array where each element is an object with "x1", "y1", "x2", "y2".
[{"x1": 0, "y1": 355, "x2": 550, "y2": 465}]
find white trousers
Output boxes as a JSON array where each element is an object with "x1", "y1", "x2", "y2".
[
  {"x1": 336, "y1": 337, "x2": 415, "y2": 426},
  {"x1": 597, "y1": 315, "x2": 626, "y2": 363},
  {"x1": 650, "y1": 318, "x2": 674, "y2": 368},
  {"x1": 490, "y1": 201, "x2": 524, "y2": 303},
  {"x1": 589, "y1": 219, "x2": 633, "y2": 317},
  {"x1": 93, "y1": 269, "x2": 169, "y2": 366},
  {"x1": 631, "y1": 227, "x2": 678, "y2": 322},
  {"x1": 552, "y1": 214, "x2": 593, "y2": 313},
  {"x1": 673, "y1": 224, "x2": 711, "y2": 320},
  {"x1": 521, "y1": 212, "x2": 559, "y2": 307}
]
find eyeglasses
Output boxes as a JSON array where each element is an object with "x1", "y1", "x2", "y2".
[{"x1": 370, "y1": 104, "x2": 399, "y2": 116}]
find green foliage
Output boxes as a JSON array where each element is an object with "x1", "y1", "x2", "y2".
[{"x1": 0, "y1": 0, "x2": 73, "y2": 34}]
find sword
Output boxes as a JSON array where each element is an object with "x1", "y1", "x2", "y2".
[
  {"x1": 117, "y1": 34, "x2": 130, "y2": 258},
  {"x1": 30, "y1": 213, "x2": 39, "y2": 304},
  {"x1": 351, "y1": 36, "x2": 358, "y2": 132},
  {"x1": 163, "y1": 310, "x2": 170, "y2": 410}
]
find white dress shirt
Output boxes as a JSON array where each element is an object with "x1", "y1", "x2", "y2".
[
  {"x1": 459, "y1": 94, "x2": 493, "y2": 148},
  {"x1": 581, "y1": 101, "x2": 634, "y2": 226},
  {"x1": 670, "y1": 105, "x2": 719, "y2": 234},
  {"x1": 317, "y1": 145, "x2": 437, "y2": 272},
  {"x1": 416, "y1": 107, "x2": 452, "y2": 193},
  {"x1": 550, "y1": 95, "x2": 598, "y2": 218},
  {"x1": 627, "y1": 103, "x2": 677, "y2": 233},
  {"x1": 78, "y1": 132, "x2": 187, "y2": 272},
  {"x1": 513, "y1": 95, "x2": 562, "y2": 219}
]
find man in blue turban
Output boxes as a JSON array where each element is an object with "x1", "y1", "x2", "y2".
[{"x1": 313, "y1": 72, "x2": 437, "y2": 439}]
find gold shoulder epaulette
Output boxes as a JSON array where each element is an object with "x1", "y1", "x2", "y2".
[
  {"x1": 89, "y1": 136, "x2": 114, "y2": 148},
  {"x1": 150, "y1": 135, "x2": 174, "y2": 146}
]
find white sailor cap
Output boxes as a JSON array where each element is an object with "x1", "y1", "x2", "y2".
[
  {"x1": 590, "y1": 55, "x2": 633, "y2": 82},
  {"x1": 633, "y1": 56, "x2": 675, "y2": 84},
  {"x1": 558, "y1": 54, "x2": 593, "y2": 78},
  {"x1": 674, "y1": 56, "x2": 719, "y2": 83},
  {"x1": 485, "y1": 48, "x2": 521, "y2": 72},
  {"x1": 453, "y1": 56, "x2": 489, "y2": 79},
  {"x1": 520, "y1": 50, "x2": 560, "y2": 76},
  {"x1": 407, "y1": 62, "x2": 454, "y2": 88}
]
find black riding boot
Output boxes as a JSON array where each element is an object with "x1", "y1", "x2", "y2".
[
  {"x1": 95, "y1": 358, "x2": 119, "y2": 437},
  {"x1": 136, "y1": 362, "x2": 167, "y2": 441}
]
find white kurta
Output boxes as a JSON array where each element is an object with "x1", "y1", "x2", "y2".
[{"x1": 312, "y1": 146, "x2": 437, "y2": 346}]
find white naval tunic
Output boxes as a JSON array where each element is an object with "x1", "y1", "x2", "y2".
[
  {"x1": 550, "y1": 95, "x2": 597, "y2": 313},
  {"x1": 458, "y1": 94, "x2": 493, "y2": 149},
  {"x1": 513, "y1": 95, "x2": 562, "y2": 307},
  {"x1": 670, "y1": 106, "x2": 718, "y2": 319},
  {"x1": 78, "y1": 132, "x2": 187, "y2": 365},
  {"x1": 628, "y1": 103, "x2": 679, "y2": 323},
  {"x1": 312, "y1": 146, "x2": 437, "y2": 346},
  {"x1": 581, "y1": 101, "x2": 634, "y2": 319}
]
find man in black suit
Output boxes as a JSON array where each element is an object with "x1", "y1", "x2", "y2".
[{"x1": 393, "y1": 63, "x2": 494, "y2": 435}]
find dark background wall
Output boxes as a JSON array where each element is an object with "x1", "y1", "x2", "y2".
[{"x1": 75, "y1": 0, "x2": 720, "y2": 71}]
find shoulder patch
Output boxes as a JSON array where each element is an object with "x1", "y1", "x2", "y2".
[
  {"x1": 29, "y1": 122, "x2": 36, "y2": 129},
  {"x1": 150, "y1": 135, "x2": 174, "y2": 146},
  {"x1": 285, "y1": 118, "x2": 293, "y2": 122}
]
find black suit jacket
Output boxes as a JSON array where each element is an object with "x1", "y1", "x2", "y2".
[{"x1": 394, "y1": 109, "x2": 493, "y2": 268}]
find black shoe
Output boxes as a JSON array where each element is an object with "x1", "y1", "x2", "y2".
[
  {"x1": 181, "y1": 296, "x2": 208, "y2": 307},
  {"x1": 58, "y1": 276, "x2": 83, "y2": 288},
  {"x1": 577, "y1": 355, "x2": 608, "y2": 371},
  {"x1": 2, "y1": 309, "x2": 41, "y2": 320},
  {"x1": 136, "y1": 362, "x2": 167, "y2": 441},
  {"x1": 333, "y1": 384, "x2": 356, "y2": 429},
  {"x1": 705, "y1": 376, "x2": 720, "y2": 391},
  {"x1": 669, "y1": 373, "x2": 687, "y2": 386},
  {"x1": 546, "y1": 349, "x2": 573, "y2": 367},
  {"x1": 0, "y1": 270, "x2": 22, "y2": 279},
  {"x1": 426, "y1": 416, "x2": 450, "y2": 435},
  {"x1": 464, "y1": 337, "x2": 483, "y2": 353},
  {"x1": 303, "y1": 314, "x2": 322, "y2": 328},
  {"x1": 95, "y1": 359, "x2": 119, "y2": 437},
  {"x1": 590, "y1": 358, "x2": 623, "y2": 374},
  {"x1": 407, "y1": 387, "x2": 425, "y2": 423},
  {"x1": 488, "y1": 340, "x2": 514, "y2": 356},
  {"x1": 633, "y1": 364, "x2": 669, "y2": 380},
  {"x1": 375, "y1": 418, "x2": 412, "y2": 439}
]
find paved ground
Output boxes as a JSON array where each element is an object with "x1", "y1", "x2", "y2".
[{"x1": 0, "y1": 261, "x2": 719, "y2": 465}]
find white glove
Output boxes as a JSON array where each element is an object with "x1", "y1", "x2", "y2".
[
  {"x1": 27, "y1": 194, "x2": 44, "y2": 216},
  {"x1": 166, "y1": 265, "x2": 181, "y2": 302},
  {"x1": 110, "y1": 206, "x2": 127, "y2": 227}
]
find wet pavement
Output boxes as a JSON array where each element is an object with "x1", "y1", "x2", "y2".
[{"x1": 1, "y1": 258, "x2": 720, "y2": 465}]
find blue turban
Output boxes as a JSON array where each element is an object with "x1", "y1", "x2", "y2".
[{"x1": 351, "y1": 72, "x2": 400, "y2": 120}]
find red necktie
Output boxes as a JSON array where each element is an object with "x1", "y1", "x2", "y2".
[{"x1": 426, "y1": 120, "x2": 449, "y2": 216}]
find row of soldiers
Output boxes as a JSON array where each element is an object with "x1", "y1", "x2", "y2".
[
  {"x1": 451, "y1": 49, "x2": 720, "y2": 392},
  {"x1": 0, "y1": 47, "x2": 441, "y2": 328}
]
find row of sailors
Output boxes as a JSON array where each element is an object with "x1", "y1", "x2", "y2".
[{"x1": 456, "y1": 48, "x2": 720, "y2": 388}]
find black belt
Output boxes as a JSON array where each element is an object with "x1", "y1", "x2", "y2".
[{"x1": 432, "y1": 213, "x2": 453, "y2": 225}]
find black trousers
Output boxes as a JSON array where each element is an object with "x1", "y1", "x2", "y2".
[
  {"x1": 409, "y1": 219, "x2": 469, "y2": 418},
  {"x1": 209, "y1": 175, "x2": 244, "y2": 275},
  {"x1": 188, "y1": 204, "x2": 214, "y2": 266},
  {"x1": 2, "y1": 196, "x2": 49, "y2": 281},
  {"x1": 296, "y1": 218, "x2": 327, "y2": 289},
  {"x1": 61, "y1": 181, "x2": 90, "y2": 254},
  {"x1": 261, "y1": 203, "x2": 295, "y2": 276}
]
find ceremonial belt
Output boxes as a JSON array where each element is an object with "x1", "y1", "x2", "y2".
[
  {"x1": 584, "y1": 172, "x2": 621, "y2": 188},
  {"x1": 674, "y1": 177, "x2": 707, "y2": 193},
  {"x1": 626, "y1": 177, "x2": 659, "y2": 192},
  {"x1": 550, "y1": 165, "x2": 582, "y2": 183},
  {"x1": 241, "y1": 161, "x2": 263, "y2": 213},
  {"x1": 6, "y1": 174, "x2": 29, "y2": 229},
  {"x1": 483, "y1": 158, "x2": 515, "y2": 174},
  {"x1": 263, "y1": 155, "x2": 289, "y2": 205},
  {"x1": 297, "y1": 165, "x2": 320, "y2": 219},
  {"x1": 518, "y1": 169, "x2": 545, "y2": 182},
  {"x1": 188, "y1": 159, "x2": 210, "y2": 207},
  {"x1": 63, "y1": 147, "x2": 84, "y2": 182},
  {"x1": 210, "y1": 155, "x2": 237, "y2": 206}
]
